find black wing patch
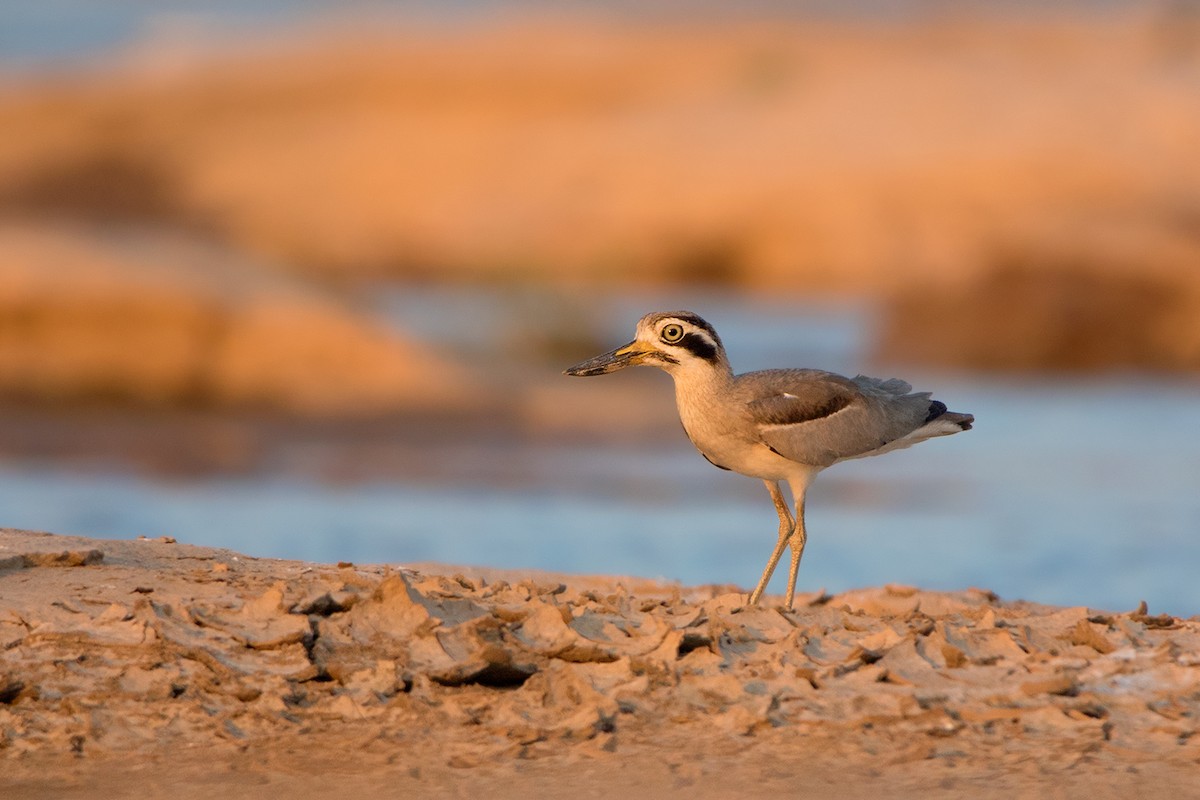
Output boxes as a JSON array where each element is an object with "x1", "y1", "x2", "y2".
[{"x1": 701, "y1": 452, "x2": 732, "y2": 471}]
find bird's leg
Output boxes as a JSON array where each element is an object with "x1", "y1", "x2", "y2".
[
  {"x1": 783, "y1": 492, "x2": 808, "y2": 609},
  {"x1": 748, "y1": 480, "x2": 794, "y2": 605}
]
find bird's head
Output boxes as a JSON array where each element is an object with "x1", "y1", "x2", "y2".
[{"x1": 564, "y1": 311, "x2": 727, "y2": 377}]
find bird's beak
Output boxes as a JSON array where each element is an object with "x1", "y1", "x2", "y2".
[{"x1": 564, "y1": 341, "x2": 654, "y2": 376}]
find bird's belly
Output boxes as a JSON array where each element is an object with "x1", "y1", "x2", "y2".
[
  {"x1": 676, "y1": 391, "x2": 811, "y2": 482},
  {"x1": 689, "y1": 432, "x2": 797, "y2": 482}
]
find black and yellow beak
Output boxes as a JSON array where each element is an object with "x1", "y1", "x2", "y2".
[{"x1": 564, "y1": 341, "x2": 656, "y2": 376}]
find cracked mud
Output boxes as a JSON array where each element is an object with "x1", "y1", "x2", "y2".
[{"x1": 2, "y1": 529, "x2": 1199, "y2": 798}]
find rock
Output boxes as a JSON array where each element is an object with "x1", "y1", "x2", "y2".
[
  {"x1": 0, "y1": 222, "x2": 474, "y2": 415},
  {"x1": 117, "y1": 666, "x2": 180, "y2": 700},
  {"x1": 341, "y1": 660, "x2": 404, "y2": 698},
  {"x1": 1020, "y1": 675, "x2": 1079, "y2": 697},
  {"x1": 310, "y1": 574, "x2": 434, "y2": 681},
  {"x1": 939, "y1": 622, "x2": 1027, "y2": 665},
  {"x1": 709, "y1": 605, "x2": 797, "y2": 645},
  {"x1": 291, "y1": 589, "x2": 361, "y2": 617},
  {"x1": 1064, "y1": 619, "x2": 1117, "y2": 655},
  {"x1": 409, "y1": 617, "x2": 537, "y2": 687},
  {"x1": 3, "y1": 549, "x2": 105, "y2": 568},
  {"x1": 877, "y1": 260, "x2": 1200, "y2": 373},
  {"x1": 858, "y1": 627, "x2": 905, "y2": 654},
  {"x1": 834, "y1": 586, "x2": 921, "y2": 617},
  {"x1": 565, "y1": 609, "x2": 675, "y2": 663},
  {"x1": 516, "y1": 661, "x2": 618, "y2": 740},
  {"x1": 140, "y1": 598, "x2": 316, "y2": 681},
  {"x1": 19, "y1": 596, "x2": 152, "y2": 647},
  {"x1": 877, "y1": 639, "x2": 949, "y2": 687},
  {"x1": 0, "y1": 674, "x2": 25, "y2": 704},
  {"x1": 514, "y1": 601, "x2": 580, "y2": 657},
  {"x1": 190, "y1": 583, "x2": 311, "y2": 650}
]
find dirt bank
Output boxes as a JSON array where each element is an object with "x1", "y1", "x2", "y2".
[
  {"x1": 2, "y1": 529, "x2": 1197, "y2": 798},
  {"x1": 0, "y1": 223, "x2": 473, "y2": 414},
  {"x1": 2, "y1": 13, "x2": 1197, "y2": 292}
]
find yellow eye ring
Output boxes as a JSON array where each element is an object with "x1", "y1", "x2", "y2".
[{"x1": 661, "y1": 323, "x2": 685, "y2": 343}]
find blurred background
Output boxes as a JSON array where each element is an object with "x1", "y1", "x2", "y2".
[{"x1": 1, "y1": 1, "x2": 1198, "y2": 613}]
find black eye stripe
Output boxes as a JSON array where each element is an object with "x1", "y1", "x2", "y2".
[
  {"x1": 641, "y1": 311, "x2": 725, "y2": 361},
  {"x1": 677, "y1": 331, "x2": 718, "y2": 362}
]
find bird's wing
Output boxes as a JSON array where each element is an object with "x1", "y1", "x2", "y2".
[
  {"x1": 744, "y1": 373, "x2": 857, "y2": 426},
  {"x1": 747, "y1": 370, "x2": 934, "y2": 467}
]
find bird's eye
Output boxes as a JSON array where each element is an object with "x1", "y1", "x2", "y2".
[{"x1": 661, "y1": 324, "x2": 685, "y2": 343}]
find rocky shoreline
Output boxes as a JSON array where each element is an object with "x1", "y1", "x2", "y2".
[{"x1": 2, "y1": 528, "x2": 1198, "y2": 798}]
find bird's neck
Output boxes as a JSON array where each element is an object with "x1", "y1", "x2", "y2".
[{"x1": 668, "y1": 358, "x2": 734, "y2": 407}]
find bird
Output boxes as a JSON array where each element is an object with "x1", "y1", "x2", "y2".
[{"x1": 564, "y1": 310, "x2": 974, "y2": 608}]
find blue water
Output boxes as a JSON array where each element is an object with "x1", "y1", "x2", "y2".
[
  {"x1": 0, "y1": 1, "x2": 1137, "y2": 71},
  {"x1": 2, "y1": 291, "x2": 1197, "y2": 616},
  {"x1": 0, "y1": 0, "x2": 512, "y2": 71}
]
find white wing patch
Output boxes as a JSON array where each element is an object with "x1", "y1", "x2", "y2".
[{"x1": 758, "y1": 401, "x2": 854, "y2": 432}]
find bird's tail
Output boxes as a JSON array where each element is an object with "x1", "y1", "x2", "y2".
[
  {"x1": 925, "y1": 400, "x2": 974, "y2": 432},
  {"x1": 940, "y1": 412, "x2": 974, "y2": 431}
]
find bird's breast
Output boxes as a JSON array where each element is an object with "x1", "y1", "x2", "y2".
[{"x1": 676, "y1": 392, "x2": 794, "y2": 481}]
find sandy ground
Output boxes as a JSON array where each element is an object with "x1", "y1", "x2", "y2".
[{"x1": 2, "y1": 529, "x2": 1199, "y2": 798}]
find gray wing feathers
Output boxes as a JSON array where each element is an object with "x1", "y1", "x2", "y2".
[
  {"x1": 852, "y1": 375, "x2": 912, "y2": 396},
  {"x1": 750, "y1": 370, "x2": 936, "y2": 467}
]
